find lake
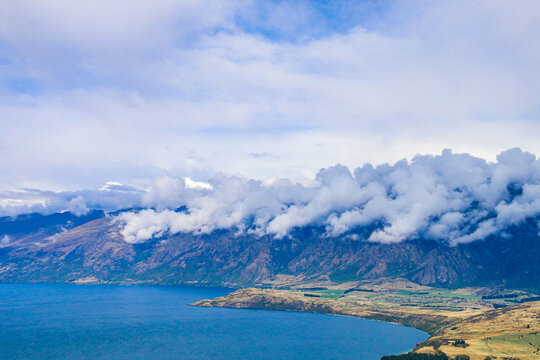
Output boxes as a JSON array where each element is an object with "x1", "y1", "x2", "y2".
[{"x1": 0, "y1": 283, "x2": 428, "y2": 359}]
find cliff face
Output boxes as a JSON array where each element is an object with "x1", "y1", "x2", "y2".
[{"x1": 0, "y1": 212, "x2": 538, "y2": 291}]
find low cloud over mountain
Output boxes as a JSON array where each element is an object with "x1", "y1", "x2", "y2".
[
  {"x1": 119, "y1": 148, "x2": 540, "y2": 245},
  {"x1": 4, "y1": 149, "x2": 538, "y2": 246}
]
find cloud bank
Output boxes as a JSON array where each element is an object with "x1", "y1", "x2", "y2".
[
  {"x1": 117, "y1": 148, "x2": 540, "y2": 245},
  {"x1": 2, "y1": 149, "x2": 539, "y2": 245}
]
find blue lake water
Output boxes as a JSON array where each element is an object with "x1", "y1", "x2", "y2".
[{"x1": 0, "y1": 283, "x2": 428, "y2": 360}]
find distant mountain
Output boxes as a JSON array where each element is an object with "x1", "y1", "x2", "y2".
[
  {"x1": 0, "y1": 210, "x2": 105, "y2": 238},
  {"x1": 0, "y1": 211, "x2": 538, "y2": 292}
]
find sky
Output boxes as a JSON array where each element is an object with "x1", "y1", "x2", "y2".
[{"x1": 1, "y1": 1, "x2": 540, "y2": 227}]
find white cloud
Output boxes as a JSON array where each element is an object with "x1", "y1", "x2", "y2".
[
  {"x1": 184, "y1": 177, "x2": 213, "y2": 191},
  {"x1": 1, "y1": 148, "x2": 539, "y2": 245},
  {"x1": 117, "y1": 148, "x2": 540, "y2": 245},
  {"x1": 67, "y1": 195, "x2": 89, "y2": 216}
]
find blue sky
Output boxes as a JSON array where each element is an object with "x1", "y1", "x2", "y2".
[{"x1": 1, "y1": 0, "x2": 540, "y2": 196}]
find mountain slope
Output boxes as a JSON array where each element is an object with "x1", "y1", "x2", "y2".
[{"x1": 0, "y1": 212, "x2": 538, "y2": 292}]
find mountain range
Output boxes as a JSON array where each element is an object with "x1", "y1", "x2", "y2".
[{"x1": 1, "y1": 210, "x2": 538, "y2": 292}]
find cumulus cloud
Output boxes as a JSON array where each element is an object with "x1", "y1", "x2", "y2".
[{"x1": 118, "y1": 148, "x2": 540, "y2": 245}]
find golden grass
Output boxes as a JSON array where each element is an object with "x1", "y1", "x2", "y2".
[{"x1": 415, "y1": 301, "x2": 540, "y2": 359}]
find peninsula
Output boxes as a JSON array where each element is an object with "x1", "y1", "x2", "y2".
[{"x1": 192, "y1": 279, "x2": 540, "y2": 360}]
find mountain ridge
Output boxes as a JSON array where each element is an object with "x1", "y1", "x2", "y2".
[{"x1": 0, "y1": 211, "x2": 538, "y2": 292}]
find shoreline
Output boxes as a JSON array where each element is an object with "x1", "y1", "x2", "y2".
[
  {"x1": 192, "y1": 287, "x2": 540, "y2": 360},
  {"x1": 191, "y1": 288, "x2": 454, "y2": 335}
]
